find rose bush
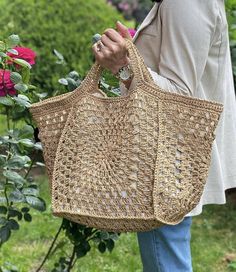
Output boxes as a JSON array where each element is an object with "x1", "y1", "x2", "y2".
[
  {"x1": 0, "y1": 35, "x2": 47, "y2": 272},
  {"x1": 0, "y1": 70, "x2": 16, "y2": 97},
  {"x1": 7, "y1": 47, "x2": 36, "y2": 67}
]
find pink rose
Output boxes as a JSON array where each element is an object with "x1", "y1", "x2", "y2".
[
  {"x1": 0, "y1": 70, "x2": 17, "y2": 97},
  {"x1": 128, "y1": 28, "x2": 137, "y2": 38},
  {"x1": 7, "y1": 47, "x2": 36, "y2": 66}
]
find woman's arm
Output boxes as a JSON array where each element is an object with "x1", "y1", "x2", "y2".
[{"x1": 120, "y1": 0, "x2": 220, "y2": 97}]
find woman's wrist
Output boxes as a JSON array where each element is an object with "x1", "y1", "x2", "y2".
[
  {"x1": 112, "y1": 56, "x2": 130, "y2": 75},
  {"x1": 121, "y1": 74, "x2": 134, "y2": 89},
  {"x1": 115, "y1": 56, "x2": 134, "y2": 89}
]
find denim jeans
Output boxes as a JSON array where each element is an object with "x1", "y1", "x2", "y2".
[{"x1": 137, "y1": 217, "x2": 193, "y2": 272}]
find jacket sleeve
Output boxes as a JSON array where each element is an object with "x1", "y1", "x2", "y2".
[{"x1": 120, "y1": 0, "x2": 220, "y2": 97}]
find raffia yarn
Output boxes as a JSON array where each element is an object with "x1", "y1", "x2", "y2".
[{"x1": 29, "y1": 39, "x2": 223, "y2": 232}]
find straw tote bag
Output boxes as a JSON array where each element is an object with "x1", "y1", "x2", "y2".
[{"x1": 29, "y1": 38, "x2": 223, "y2": 232}]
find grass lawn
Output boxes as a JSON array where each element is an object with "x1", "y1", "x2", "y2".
[{"x1": 0, "y1": 174, "x2": 236, "y2": 271}]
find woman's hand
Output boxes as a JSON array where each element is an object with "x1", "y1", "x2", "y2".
[{"x1": 92, "y1": 21, "x2": 132, "y2": 75}]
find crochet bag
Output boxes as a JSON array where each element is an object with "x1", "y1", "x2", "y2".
[{"x1": 29, "y1": 38, "x2": 223, "y2": 232}]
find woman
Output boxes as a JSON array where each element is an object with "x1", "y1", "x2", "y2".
[{"x1": 92, "y1": 0, "x2": 236, "y2": 271}]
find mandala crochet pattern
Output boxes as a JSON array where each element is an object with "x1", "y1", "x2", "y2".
[{"x1": 29, "y1": 39, "x2": 223, "y2": 232}]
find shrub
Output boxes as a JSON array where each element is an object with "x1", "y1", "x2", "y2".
[
  {"x1": 226, "y1": 0, "x2": 236, "y2": 86},
  {"x1": 0, "y1": 0, "x2": 124, "y2": 94}
]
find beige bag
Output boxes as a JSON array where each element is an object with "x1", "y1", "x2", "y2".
[{"x1": 29, "y1": 38, "x2": 223, "y2": 232}]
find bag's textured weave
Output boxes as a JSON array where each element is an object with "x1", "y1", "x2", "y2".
[
  {"x1": 29, "y1": 87, "x2": 106, "y2": 186},
  {"x1": 29, "y1": 39, "x2": 223, "y2": 232}
]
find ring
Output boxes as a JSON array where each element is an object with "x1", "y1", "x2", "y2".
[{"x1": 96, "y1": 40, "x2": 104, "y2": 52}]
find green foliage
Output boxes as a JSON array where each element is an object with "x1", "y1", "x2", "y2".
[
  {"x1": 0, "y1": 33, "x2": 46, "y2": 250},
  {"x1": 226, "y1": 0, "x2": 236, "y2": 40},
  {"x1": 225, "y1": 0, "x2": 236, "y2": 85},
  {"x1": 0, "y1": 0, "x2": 124, "y2": 95}
]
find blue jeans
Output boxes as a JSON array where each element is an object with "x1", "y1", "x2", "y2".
[{"x1": 137, "y1": 217, "x2": 193, "y2": 272}]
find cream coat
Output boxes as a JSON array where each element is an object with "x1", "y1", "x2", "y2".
[{"x1": 120, "y1": 0, "x2": 236, "y2": 216}]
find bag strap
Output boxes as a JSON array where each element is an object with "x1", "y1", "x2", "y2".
[{"x1": 80, "y1": 38, "x2": 154, "y2": 93}]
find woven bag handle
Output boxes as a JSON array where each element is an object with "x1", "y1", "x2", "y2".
[{"x1": 80, "y1": 38, "x2": 154, "y2": 93}]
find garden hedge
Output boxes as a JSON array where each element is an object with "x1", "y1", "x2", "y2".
[{"x1": 0, "y1": 0, "x2": 124, "y2": 94}]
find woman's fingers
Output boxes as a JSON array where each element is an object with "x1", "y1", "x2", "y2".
[
  {"x1": 101, "y1": 34, "x2": 118, "y2": 52},
  {"x1": 100, "y1": 34, "x2": 115, "y2": 47},
  {"x1": 116, "y1": 21, "x2": 132, "y2": 40},
  {"x1": 91, "y1": 26, "x2": 129, "y2": 74},
  {"x1": 103, "y1": 28, "x2": 123, "y2": 43},
  {"x1": 92, "y1": 41, "x2": 110, "y2": 62}
]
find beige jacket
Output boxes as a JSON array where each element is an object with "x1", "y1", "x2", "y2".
[{"x1": 120, "y1": 0, "x2": 236, "y2": 216}]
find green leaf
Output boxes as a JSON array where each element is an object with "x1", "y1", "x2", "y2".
[
  {"x1": 0, "y1": 155, "x2": 6, "y2": 167},
  {"x1": 10, "y1": 72, "x2": 22, "y2": 84},
  {"x1": 18, "y1": 139, "x2": 34, "y2": 147},
  {"x1": 7, "y1": 219, "x2": 19, "y2": 230},
  {"x1": 14, "y1": 83, "x2": 28, "y2": 92},
  {"x1": 0, "y1": 225, "x2": 11, "y2": 244},
  {"x1": 8, "y1": 208, "x2": 22, "y2": 220},
  {"x1": 3, "y1": 170, "x2": 25, "y2": 186},
  {"x1": 106, "y1": 239, "x2": 115, "y2": 252},
  {"x1": 0, "y1": 52, "x2": 7, "y2": 57},
  {"x1": 13, "y1": 58, "x2": 31, "y2": 69},
  {"x1": 100, "y1": 231, "x2": 109, "y2": 240},
  {"x1": 9, "y1": 189, "x2": 25, "y2": 202},
  {"x1": 33, "y1": 91, "x2": 48, "y2": 99},
  {"x1": 0, "y1": 41, "x2": 5, "y2": 51},
  {"x1": 75, "y1": 241, "x2": 91, "y2": 258},
  {"x1": 98, "y1": 241, "x2": 106, "y2": 253},
  {"x1": 21, "y1": 207, "x2": 29, "y2": 213},
  {"x1": 13, "y1": 95, "x2": 31, "y2": 108},
  {"x1": 28, "y1": 184, "x2": 38, "y2": 189},
  {"x1": 0, "y1": 216, "x2": 7, "y2": 225},
  {"x1": 17, "y1": 94, "x2": 30, "y2": 101},
  {"x1": 36, "y1": 162, "x2": 45, "y2": 167},
  {"x1": 23, "y1": 213, "x2": 32, "y2": 222},
  {"x1": 58, "y1": 78, "x2": 68, "y2": 85},
  {"x1": 0, "y1": 97, "x2": 14, "y2": 106},
  {"x1": 28, "y1": 84, "x2": 37, "y2": 90},
  {"x1": 22, "y1": 187, "x2": 39, "y2": 197},
  {"x1": 66, "y1": 78, "x2": 77, "y2": 91},
  {"x1": 84, "y1": 227, "x2": 93, "y2": 236},
  {"x1": 4, "y1": 138, "x2": 19, "y2": 144},
  {"x1": 7, "y1": 48, "x2": 18, "y2": 55},
  {"x1": 21, "y1": 67, "x2": 30, "y2": 84},
  {"x1": 100, "y1": 80, "x2": 110, "y2": 91},
  {"x1": 53, "y1": 49, "x2": 65, "y2": 64},
  {"x1": 7, "y1": 155, "x2": 31, "y2": 169},
  {"x1": 10, "y1": 128, "x2": 20, "y2": 138},
  {"x1": 73, "y1": 232, "x2": 84, "y2": 245},
  {"x1": 107, "y1": 233, "x2": 119, "y2": 241},
  {"x1": 7, "y1": 34, "x2": 20, "y2": 47},
  {"x1": 14, "y1": 104, "x2": 26, "y2": 113},
  {"x1": 19, "y1": 125, "x2": 34, "y2": 139},
  {"x1": 25, "y1": 196, "x2": 46, "y2": 211},
  {"x1": 68, "y1": 71, "x2": 80, "y2": 80},
  {"x1": 0, "y1": 206, "x2": 7, "y2": 215},
  {"x1": 34, "y1": 142, "x2": 42, "y2": 151}
]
